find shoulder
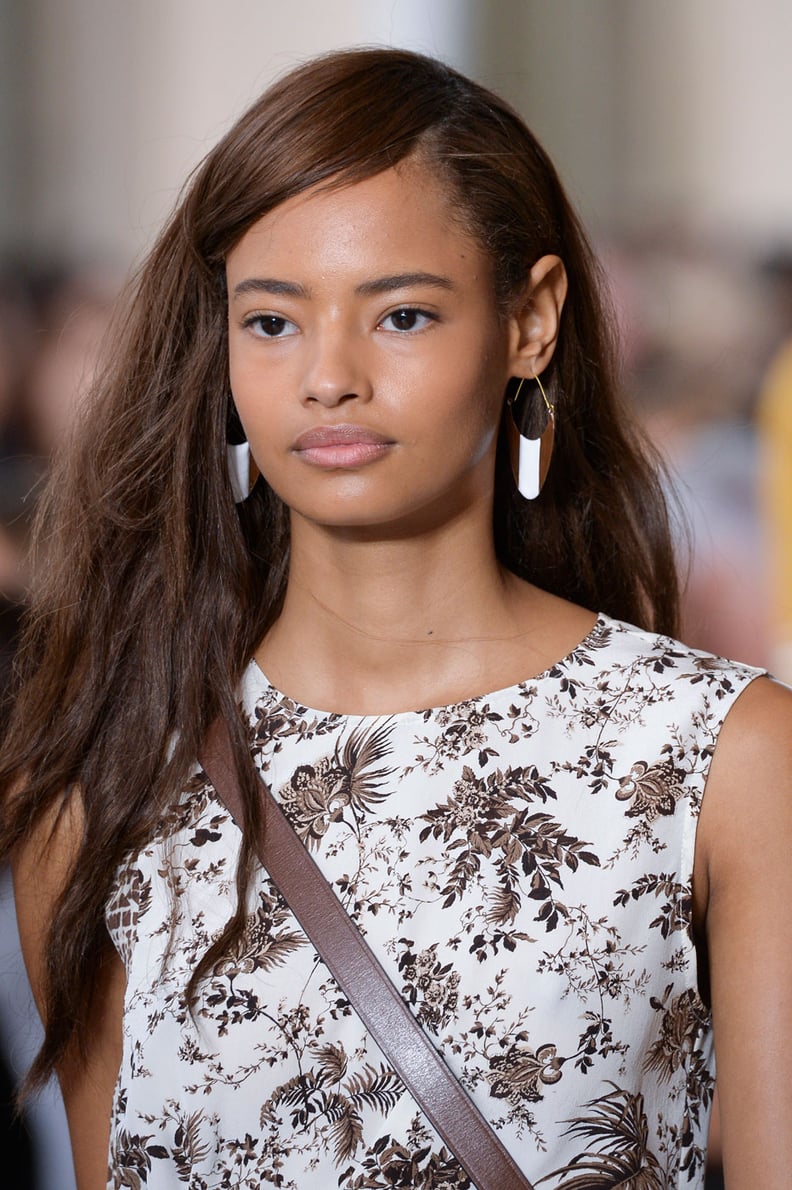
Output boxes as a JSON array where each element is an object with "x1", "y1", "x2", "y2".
[
  {"x1": 11, "y1": 786, "x2": 128, "y2": 1187},
  {"x1": 693, "y1": 674, "x2": 792, "y2": 941},
  {"x1": 711, "y1": 672, "x2": 792, "y2": 761},
  {"x1": 693, "y1": 677, "x2": 792, "y2": 1181},
  {"x1": 698, "y1": 675, "x2": 792, "y2": 880},
  {"x1": 588, "y1": 613, "x2": 762, "y2": 694}
]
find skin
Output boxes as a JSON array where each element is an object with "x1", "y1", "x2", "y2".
[
  {"x1": 13, "y1": 160, "x2": 792, "y2": 1187},
  {"x1": 692, "y1": 676, "x2": 792, "y2": 1186},
  {"x1": 226, "y1": 161, "x2": 588, "y2": 714},
  {"x1": 13, "y1": 799, "x2": 126, "y2": 1190}
]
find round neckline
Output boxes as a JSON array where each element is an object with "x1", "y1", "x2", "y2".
[{"x1": 244, "y1": 612, "x2": 610, "y2": 723}]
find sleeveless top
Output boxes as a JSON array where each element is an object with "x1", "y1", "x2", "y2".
[{"x1": 105, "y1": 615, "x2": 762, "y2": 1189}]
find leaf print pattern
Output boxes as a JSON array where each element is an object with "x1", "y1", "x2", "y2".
[
  {"x1": 279, "y1": 719, "x2": 395, "y2": 847},
  {"x1": 542, "y1": 1083, "x2": 667, "y2": 1189},
  {"x1": 418, "y1": 764, "x2": 600, "y2": 945},
  {"x1": 266, "y1": 1058, "x2": 403, "y2": 1164},
  {"x1": 614, "y1": 874, "x2": 692, "y2": 939},
  {"x1": 405, "y1": 700, "x2": 528, "y2": 776},
  {"x1": 212, "y1": 888, "x2": 307, "y2": 977},
  {"x1": 644, "y1": 984, "x2": 714, "y2": 1140},
  {"x1": 343, "y1": 1125, "x2": 471, "y2": 1189},
  {"x1": 106, "y1": 615, "x2": 762, "y2": 1188}
]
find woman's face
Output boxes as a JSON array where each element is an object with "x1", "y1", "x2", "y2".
[{"x1": 226, "y1": 162, "x2": 518, "y2": 533}]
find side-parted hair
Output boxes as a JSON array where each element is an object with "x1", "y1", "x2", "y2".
[{"x1": 0, "y1": 48, "x2": 679, "y2": 1091}]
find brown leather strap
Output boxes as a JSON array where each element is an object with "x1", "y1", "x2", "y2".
[{"x1": 200, "y1": 716, "x2": 535, "y2": 1190}]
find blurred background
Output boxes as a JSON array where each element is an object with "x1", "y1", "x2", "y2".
[{"x1": 1, "y1": 1, "x2": 791, "y2": 1185}]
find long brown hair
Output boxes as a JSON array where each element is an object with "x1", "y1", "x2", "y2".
[{"x1": 0, "y1": 47, "x2": 679, "y2": 1092}]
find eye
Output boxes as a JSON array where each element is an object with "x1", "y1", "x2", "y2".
[
  {"x1": 379, "y1": 307, "x2": 437, "y2": 333},
  {"x1": 243, "y1": 313, "x2": 298, "y2": 338}
]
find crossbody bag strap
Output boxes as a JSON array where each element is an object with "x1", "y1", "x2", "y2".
[{"x1": 200, "y1": 716, "x2": 535, "y2": 1190}]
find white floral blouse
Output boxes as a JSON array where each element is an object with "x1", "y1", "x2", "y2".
[{"x1": 106, "y1": 615, "x2": 761, "y2": 1188}]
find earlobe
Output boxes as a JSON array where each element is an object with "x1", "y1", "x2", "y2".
[{"x1": 509, "y1": 254, "x2": 568, "y2": 375}]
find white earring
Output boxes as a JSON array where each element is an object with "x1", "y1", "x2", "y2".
[
  {"x1": 227, "y1": 441, "x2": 252, "y2": 503},
  {"x1": 506, "y1": 373, "x2": 555, "y2": 500}
]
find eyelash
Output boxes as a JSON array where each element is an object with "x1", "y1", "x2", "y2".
[
  {"x1": 241, "y1": 306, "x2": 439, "y2": 339},
  {"x1": 242, "y1": 313, "x2": 297, "y2": 338},
  {"x1": 378, "y1": 307, "x2": 438, "y2": 333}
]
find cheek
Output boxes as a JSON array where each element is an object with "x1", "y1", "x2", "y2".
[
  {"x1": 228, "y1": 351, "x2": 283, "y2": 457},
  {"x1": 228, "y1": 343, "x2": 257, "y2": 417},
  {"x1": 433, "y1": 351, "x2": 507, "y2": 449}
]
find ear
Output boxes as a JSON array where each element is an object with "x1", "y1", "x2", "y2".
[{"x1": 507, "y1": 254, "x2": 568, "y2": 378}]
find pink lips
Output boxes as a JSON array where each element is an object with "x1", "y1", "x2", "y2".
[{"x1": 292, "y1": 424, "x2": 394, "y2": 469}]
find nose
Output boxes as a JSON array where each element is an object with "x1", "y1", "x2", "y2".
[{"x1": 299, "y1": 324, "x2": 373, "y2": 408}]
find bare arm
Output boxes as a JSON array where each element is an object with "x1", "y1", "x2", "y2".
[
  {"x1": 11, "y1": 798, "x2": 125, "y2": 1190},
  {"x1": 694, "y1": 676, "x2": 792, "y2": 1187}
]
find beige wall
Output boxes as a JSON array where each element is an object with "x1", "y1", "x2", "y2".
[
  {"x1": 2, "y1": 0, "x2": 792, "y2": 266},
  {"x1": 474, "y1": 0, "x2": 792, "y2": 244},
  {"x1": 0, "y1": 0, "x2": 28, "y2": 251},
  {"x1": 15, "y1": 0, "x2": 478, "y2": 267},
  {"x1": 473, "y1": 3, "x2": 623, "y2": 229},
  {"x1": 617, "y1": 0, "x2": 792, "y2": 241}
]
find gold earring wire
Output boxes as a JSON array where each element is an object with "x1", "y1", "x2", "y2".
[{"x1": 511, "y1": 372, "x2": 553, "y2": 413}]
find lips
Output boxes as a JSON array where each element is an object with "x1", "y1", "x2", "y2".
[{"x1": 292, "y1": 423, "x2": 394, "y2": 469}]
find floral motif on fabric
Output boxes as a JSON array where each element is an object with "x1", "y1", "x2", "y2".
[{"x1": 105, "y1": 616, "x2": 761, "y2": 1188}]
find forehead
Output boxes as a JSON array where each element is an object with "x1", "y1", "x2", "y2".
[{"x1": 225, "y1": 163, "x2": 491, "y2": 288}]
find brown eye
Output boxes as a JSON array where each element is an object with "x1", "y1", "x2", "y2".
[
  {"x1": 245, "y1": 314, "x2": 298, "y2": 338},
  {"x1": 380, "y1": 308, "x2": 435, "y2": 332}
]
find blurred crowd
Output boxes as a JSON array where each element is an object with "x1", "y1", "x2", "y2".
[
  {"x1": 0, "y1": 262, "x2": 116, "y2": 1189},
  {"x1": 0, "y1": 264, "x2": 117, "y2": 624},
  {"x1": 607, "y1": 231, "x2": 792, "y2": 681},
  {"x1": 0, "y1": 234, "x2": 790, "y2": 1186}
]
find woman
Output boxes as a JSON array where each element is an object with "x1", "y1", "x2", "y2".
[{"x1": 2, "y1": 48, "x2": 791, "y2": 1190}]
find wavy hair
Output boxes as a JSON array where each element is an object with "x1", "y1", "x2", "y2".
[{"x1": 0, "y1": 47, "x2": 679, "y2": 1091}]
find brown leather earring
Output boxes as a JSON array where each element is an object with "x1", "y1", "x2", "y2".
[{"x1": 506, "y1": 373, "x2": 555, "y2": 499}]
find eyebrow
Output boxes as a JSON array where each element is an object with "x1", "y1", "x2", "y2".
[
  {"x1": 355, "y1": 272, "x2": 455, "y2": 296},
  {"x1": 233, "y1": 278, "x2": 309, "y2": 299},
  {"x1": 232, "y1": 271, "x2": 455, "y2": 300}
]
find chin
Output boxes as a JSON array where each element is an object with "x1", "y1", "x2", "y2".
[
  {"x1": 268, "y1": 461, "x2": 489, "y2": 535},
  {"x1": 291, "y1": 487, "x2": 481, "y2": 540},
  {"x1": 300, "y1": 503, "x2": 420, "y2": 533}
]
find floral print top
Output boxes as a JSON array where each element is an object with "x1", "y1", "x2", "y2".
[{"x1": 106, "y1": 614, "x2": 762, "y2": 1189}]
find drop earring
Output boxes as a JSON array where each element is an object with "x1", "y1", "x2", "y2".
[
  {"x1": 227, "y1": 403, "x2": 255, "y2": 503},
  {"x1": 227, "y1": 441, "x2": 252, "y2": 503},
  {"x1": 506, "y1": 373, "x2": 555, "y2": 499}
]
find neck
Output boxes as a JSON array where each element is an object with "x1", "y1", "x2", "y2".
[{"x1": 256, "y1": 501, "x2": 546, "y2": 713}]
